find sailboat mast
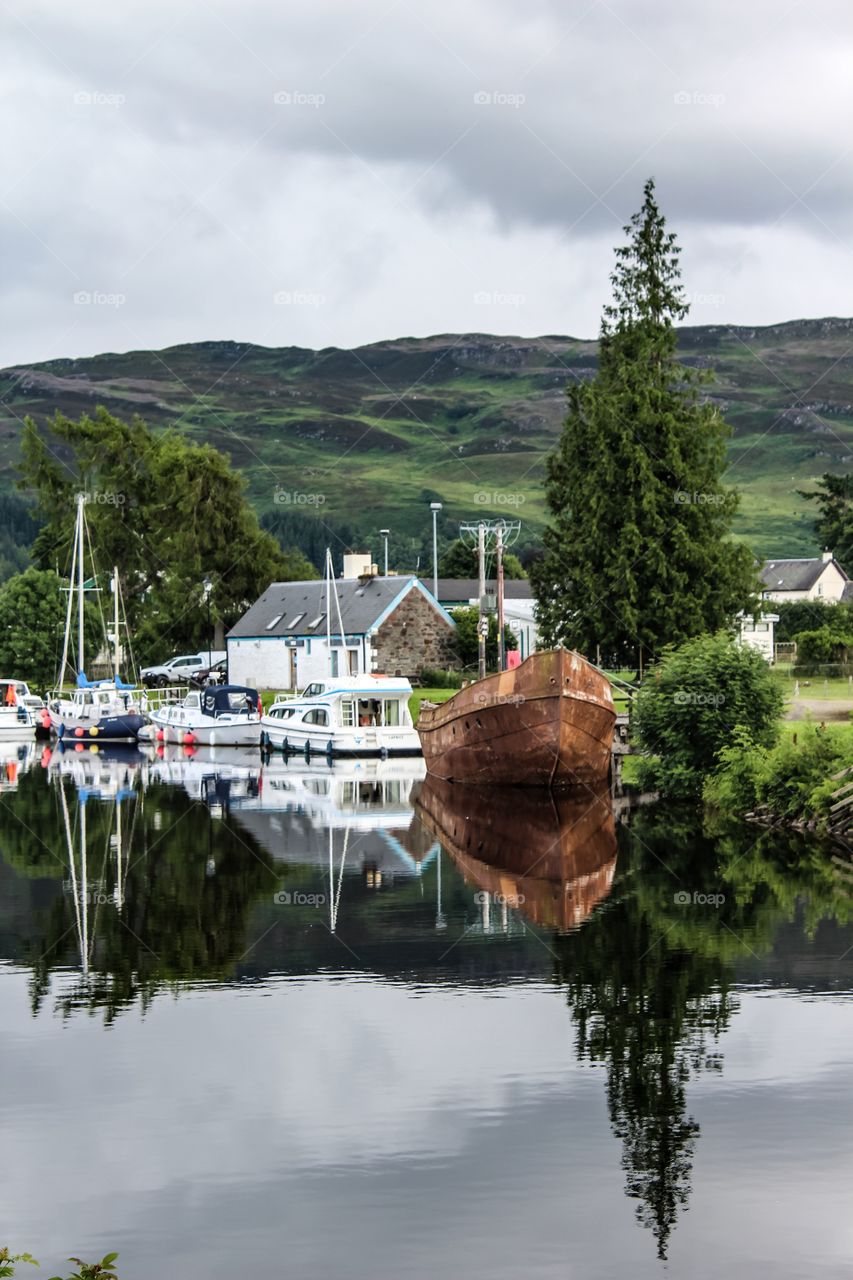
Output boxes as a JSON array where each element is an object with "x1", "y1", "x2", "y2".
[
  {"x1": 113, "y1": 565, "x2": 120, "y2": 679},
  {"x1": 326, "y1": 549, "x2": 332, "y2": 677},
  {"x1": 77, "y1": 494, "x2": 85, "y2": 679}
]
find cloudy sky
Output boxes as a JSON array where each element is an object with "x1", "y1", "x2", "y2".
[{"x1": 2, "y1": 0, "x2": 851, "y2": 367}]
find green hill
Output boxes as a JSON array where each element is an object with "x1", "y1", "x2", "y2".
[{"x1": 2, "y1": 317, "x2": 852, "y2": 567}]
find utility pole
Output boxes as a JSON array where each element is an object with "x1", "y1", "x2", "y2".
[
  {"x1": 477, "y1": 520, "x2": 486, "y2": 681},
  {"x1": 496, "y1": 522, "x2": 505, "y2": 673},
  {"x1": 430, "y1": 502, "x2": 442, "y2": 599}
]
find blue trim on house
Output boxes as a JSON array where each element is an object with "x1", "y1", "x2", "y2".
[{"x1": 368, "y1": 577, "x2": 457, "y2": 632}]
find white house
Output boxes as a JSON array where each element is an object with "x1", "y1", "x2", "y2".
[
  {"x1": 759, "y1": 552, "x2": 849, "y2": 603},
  {"x1": 737, "y1": 611, "x2": 779, "y2": 662},
  {"x1": 228, "y1": 569, "x2": 457, "y2": 690},
  {"x1": 432, "y1": 578, "x2": 539, "y2": 659}
]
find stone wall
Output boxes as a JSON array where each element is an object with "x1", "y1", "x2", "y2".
[{"x1": 374, "y1": 590, "x2": 456, "y2": 676}]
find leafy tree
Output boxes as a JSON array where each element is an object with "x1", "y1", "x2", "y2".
[
  {"x1": 0, "y1": 567, "x2": 100, "y2": 691},
  {"x1": 631, "y1": 632, "x2": 783, "y2": 798},
  {"x1": 531, "y1": 179, "x2": 757, "y2": 667},
  {"x1": 438, "y1": 538, "x2": 525, "y2": 580},
  {"x1": 450, "y1": 606, "x2": 517, "y2": 670},
  {"x1": 18, "y1": 409, "x2": 316, "y2": 663},
  {"x1": 801, "y1": 473, "x2": 853, "y2": 567},
  {"x1": 794, "y1": 626, "x2": 853, "y2": 666}
]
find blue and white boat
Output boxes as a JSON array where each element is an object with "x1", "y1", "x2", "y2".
[{"x1": 145, "y1": 684, "x2": 262, "y2": 746}]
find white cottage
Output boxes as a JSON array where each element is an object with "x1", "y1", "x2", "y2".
[
  {"x1": 228, "y1": 573, "x2": 457, "y2": 690},
  {"x1": 759, "y1": 552, "x2": 849, "y2": 603}
]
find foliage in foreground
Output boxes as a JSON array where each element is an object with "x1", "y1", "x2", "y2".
[
  {"x1": 704, "y1": 724, "x2": 851, "y2": 825},
  {"x1": 631, "y1": 633, "x2": 784, "y2": 799},
  {"x1": 1, "y1": 1249, "x2": 118, "y2": 1279}
]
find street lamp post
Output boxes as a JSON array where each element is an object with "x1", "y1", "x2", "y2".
[
  {"x1": 429, "y1": 502, "x2": 442, "y2": 600},
  {"x1": 202, "y1": 577, "x2": 213, "y2": 670},
  {"x1": 380, "y1": 528, "x2": 390, "y2": 576}
]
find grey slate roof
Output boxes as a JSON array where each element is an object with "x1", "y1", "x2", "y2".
[
  {"x1": 759, "y1": 558, "x2": 847, "y2": 592},
  {"x1": 228, "y1": 575, "x2": 445, "y2": 639},
  {"x1": 433, "y1": 577, "x2": 533, "y2": 603},
  {"x1": 841, "y1": 581, "x2": 853, "y2": 603}
]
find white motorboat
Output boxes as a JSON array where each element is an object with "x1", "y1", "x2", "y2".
[
  {"x1": 260, "y1": 674, "x2": 421, "y2": 757},
  {"x1": 0, "y1": 679, "x2": 39, "y2": 740},
  {"x1": 144, "y1": 684, "x2": 262, "y2": 746}
]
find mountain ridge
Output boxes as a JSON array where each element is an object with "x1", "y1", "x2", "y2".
[{"x1": 2, "y1": 316, "x2": 852, "y2": 564}]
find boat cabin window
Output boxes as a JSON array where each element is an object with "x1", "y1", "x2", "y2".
[
  {"x1": 185, "y1": 693, "x2": 201, "y2": 709},
  {"x1": 341, "y1": 699, "x2": 356, "y2": 727},
  {"x1": 301, "y1": 683, "x2": 325, "y2": 697},
  {"x1": 269, "y1": 705, "x2": 295, "y2": 720},
  {"x1": 357, "y1": 698, "x2": 381, "y2": 726},
  {"x1": 303, "y1": 708, "x2": 329, "y2": 726},
  {"x1": 383, "y1": 699, "x2": 401, "y2": 727},
  {"x1": 226, "y1": 691, "x2": 257, "y2": 713}
]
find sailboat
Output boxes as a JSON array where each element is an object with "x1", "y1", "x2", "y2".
[{"x1": 48, "y1": 494, "x2": 146, "y2": 743}]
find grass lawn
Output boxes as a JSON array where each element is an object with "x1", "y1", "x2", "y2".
[
  {"x1": 772, "y1": 666, "x2": 853, "y2": 702},
  {"x1": 409, "y1": 688, "x2": 457, "y2": 723}
]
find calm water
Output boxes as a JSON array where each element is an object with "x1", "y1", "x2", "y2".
[{"x1": 2, "y1": 742, "x2": 852, "y2": 1279}]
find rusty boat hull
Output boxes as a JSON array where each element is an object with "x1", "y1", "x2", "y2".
[
  {"x1": 414, "y1": 774, "x2": 617, "y2": 932},
  {"x1": 417, "y1": 648, "x2": 615, "y2": 787}
]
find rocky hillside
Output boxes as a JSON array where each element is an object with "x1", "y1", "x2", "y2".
[{"x1": 2, "y1": 317, "x2": 852, "y2": 563}]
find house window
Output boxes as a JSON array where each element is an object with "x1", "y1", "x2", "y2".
[
  {"x1": 383, "y1": 699, "x2": 401, "y2": 726},
  {"x1": 266, "y1": 614, "x2": 283, "y2": 631},
  {"x1": 288, "y1": 613, "x2": 306, "y2": 629},
  {"x1": 330, "y1": 652, "x2": 339, "y2": 677}
]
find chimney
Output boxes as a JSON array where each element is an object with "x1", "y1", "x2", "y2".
[
  {"x1": 822, "y1": 549, "x2": 833, "y2": 563},
  {"x1": 342, "y1": 552, "x2": 372, "y2": 580}
]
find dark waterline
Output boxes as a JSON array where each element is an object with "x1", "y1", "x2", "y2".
[{"x1": 1, "y1": 743, "x2": 852, "y2": 1279}]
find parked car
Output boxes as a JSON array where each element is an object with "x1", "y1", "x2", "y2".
[
  {"x1": 190, "y1": 657, "x2": 228, "y2": 688},
  {"x1": 141, "y1": 651, "x2": 226, "y2": 688}
]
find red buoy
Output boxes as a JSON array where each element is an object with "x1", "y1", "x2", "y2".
[{"x1": 156, "y1": 728, "x2": 165, "y2": 742}]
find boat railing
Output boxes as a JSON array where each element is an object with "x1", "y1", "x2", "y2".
[{"x1": 139, "y1": 686, "x2": 190, "y2": 713}]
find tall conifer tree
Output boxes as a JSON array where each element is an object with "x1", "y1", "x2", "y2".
[{"x1": 531, "y1": 179, "x2": 757, "y2": 665}]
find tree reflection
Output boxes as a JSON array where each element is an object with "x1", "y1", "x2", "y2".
[
  {"x1": 554, "y1": 804, "x2": 853, "y2": 1258},
  {"x1": 4, "y1": 766, "x2": 279, "y2": 1022}
]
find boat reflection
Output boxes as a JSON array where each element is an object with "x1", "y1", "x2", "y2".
[{"x1": 415, "y1": 776, "x2": 617, "y2": 932}]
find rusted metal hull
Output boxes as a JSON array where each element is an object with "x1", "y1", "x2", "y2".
[
  {"x1": 414, "y1": 774, "x2": 617, "y2": 932},
  {"x1": 417, "y1": 649, "x2": 615, "y2": 787}
]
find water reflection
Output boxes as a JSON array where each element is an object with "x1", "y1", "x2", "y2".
[
  {"x1": 415, "y1": 775, "x2": 616, "y2": 932},
  {"x1": 1, "y1": 745, "x2": 852, "y2": 1272}
]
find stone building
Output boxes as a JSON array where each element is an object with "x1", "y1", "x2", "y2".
[{"x1": 227, "y1": 571, "x2": 456, "y2": 690}]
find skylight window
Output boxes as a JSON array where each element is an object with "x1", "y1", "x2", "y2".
[
  {"x1": 266, "y1": 613, "x2": 284, "y2": 631},
  {"x1": 288, "y1": 612, "x2": 306, "y2": 629},
  {"x1": 307, "y1": 612, "x2": 326, "y2": 629}
]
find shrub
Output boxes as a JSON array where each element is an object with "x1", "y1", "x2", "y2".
[
  {"x1": 631, "y1": 632, "x2": 783, "y2": 799},
  {"x1": 794, "y1": 627, "x2": 853, "y2": 667},
  {"x1": 418, "y1": 666, "x2": 463, "y2": 689},
  {"x1": 705, "y1": 725, "x2": 851, "y2": 823}
]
